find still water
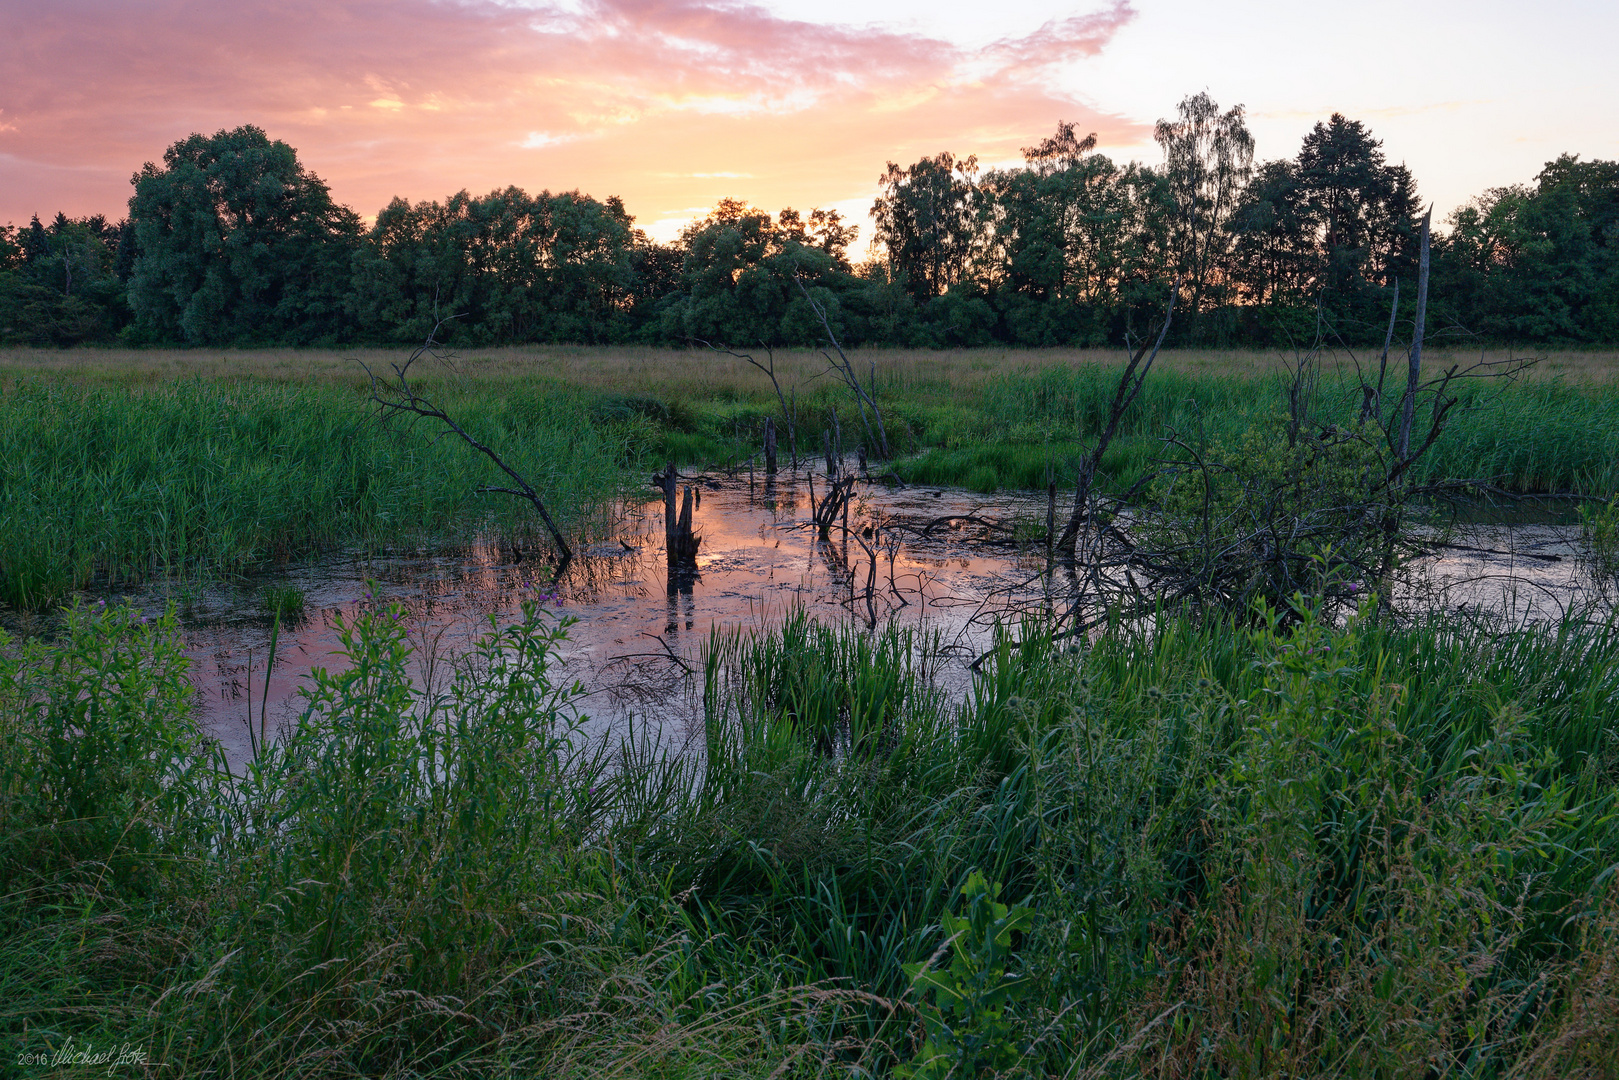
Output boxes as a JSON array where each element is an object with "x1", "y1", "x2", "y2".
[{"x1": 91, "y1": 468, "x2": 1607, "y2": 769}]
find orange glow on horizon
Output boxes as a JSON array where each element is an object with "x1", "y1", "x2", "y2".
[{"x1": 0, "y1": 0, "x2": 1144, "y2": 240}]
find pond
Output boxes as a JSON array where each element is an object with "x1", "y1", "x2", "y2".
[{"x1": 69, "y1": 465, "x2": 1611, "y2": 770}]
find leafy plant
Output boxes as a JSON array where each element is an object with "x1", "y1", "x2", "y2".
[
  {"x1": 900, "y1": 871, "x2": 1036, "y2": 1079},
  {"x1": 0, "y1": 599, "x2": 214, "y2": 895}
]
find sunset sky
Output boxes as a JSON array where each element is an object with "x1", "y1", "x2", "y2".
[{"x1": 3, "y1": 0, "x2": 1615, "y2": 245}]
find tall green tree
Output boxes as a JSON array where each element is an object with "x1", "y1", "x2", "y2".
[
  {"x1": 1294, "y1": 114, "x2": 1420, "y2": 303},
  {"x1": 20, "y1": 216, "x2": 49, "y2": 266},
  {"x1": 0, "y1": 225, "x2": 19, "y2": 273},
  {"x1": 653, "y1": 199, "x2": 859, "y2": 346},
  {"x1": 1228, "y1": 114, "x2": 1420, "y2": 338},
  {"x1": 1154, "y1": 92, "x2": 1254, "y2": 317},
  {"x1": 871, "y1": 153, "x2": 981, "y2": 301},
  {"x1": 125, "y1": 126, "x2": 361, "y2": 344},
  {"x1": 1436, "y1": 155, "x2": 1619, "y2": 342},
  {"x1": 1226, "y1": 159, "x2": 1311, "y2": 307},
  {"x1": 0, "y1": 212, "x2": 130, "y2": 345},
  {"x1": 350, "y1": 186, "x2": 642, "y2": 344},
  {"x1": 982, "y1": 123, "x2": 1174, "y2": 345}
]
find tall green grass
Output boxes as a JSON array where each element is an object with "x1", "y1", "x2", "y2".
[
  {"x1": 4, "y1": 361, "x2": 1608, "y2": 612},
  {"x1": 4, "y1": 596, "x2": 1619, "y2": 1075},
  {"x1": 0, "y1": 379, "x2": 648, "y2": 608},
  {"x1": 885, "y1": 364, "x2": 1619, "y2": 495}
]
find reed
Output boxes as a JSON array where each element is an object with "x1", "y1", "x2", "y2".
[{"x1": 0, "y1": 379, "x2": 647, "y2": 608}]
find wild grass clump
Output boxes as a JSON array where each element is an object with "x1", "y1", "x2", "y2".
[
  {"x1": 0, "y1": 379, "x2": 649, "y2": 609},
  {"x1": 0, "y1": 601, "x2": 874, "y2": 1077},
  {"x1": 260, "y1": 585, "x2": 306, "y2": 619},
  {"x1": 4, "y1": 597, "x2": 1619, "y2": 1074}
]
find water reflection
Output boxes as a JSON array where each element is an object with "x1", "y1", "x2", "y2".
[{"x1": 90, "y1": 468, "x2": 1610, "y2": 770}]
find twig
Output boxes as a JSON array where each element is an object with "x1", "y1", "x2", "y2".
[{"x1": 697, "y1": 339, "x2": 798, "y2": 467}]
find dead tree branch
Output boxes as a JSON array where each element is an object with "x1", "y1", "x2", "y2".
[
  {"x1": 1397, "y1": 207, "x2": 1432, "y2": 462},
  {"x1": 697, "y1": 339, "x2": 798, "y2": 467},
  {"x1": 792, "y1": 271, "x2": 891, "y2": 460},
  {"x1": 1057, "y1": 277, "x2": 1179, "y2": 557},
  {"x1": 361, "y1": 318, "x2": 574, "y2": 565}
]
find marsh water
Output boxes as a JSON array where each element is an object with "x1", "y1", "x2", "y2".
[{"x1": 82, "y1": 466, "x2": 1608, "y2": 769}]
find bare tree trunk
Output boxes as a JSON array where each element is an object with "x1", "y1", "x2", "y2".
[
  {"x1": 662, "y1": 461, "x2": 677, "y2": 542},
  {"x1": 1361, "y1": 278, "x2": 1399, "y2": 424},
  {"x1": 763, "y1": 417, "x2": 777, "y2": 475},
  {"x1": 660, "y1": 462, "x2": 700, "y2": 568},
  {"x1": 1397, "y1": 209, "x2": 1432, "y2": 462},
  {"x1": 1046, "y1": 476, "x2": 1057, "y2": 566}
]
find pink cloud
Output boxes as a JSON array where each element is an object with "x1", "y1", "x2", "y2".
[{"x1": 0, "y1": 0, "x2": 1145, "y2": 229}]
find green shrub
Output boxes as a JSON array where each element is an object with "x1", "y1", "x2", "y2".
[
  {"x1": 0, "y1": 600, "x2": 213, "y2": 896},
  {"x1": 899, "y1": 871, "x2": 1036, "y2": 1079}
]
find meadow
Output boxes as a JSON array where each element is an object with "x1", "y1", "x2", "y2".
[
  {"x1": 1, "y1": 343, "x2": 1615, "y2": 608},
  {"x1": 2, "y1": 344, "x2": 1619, "y2": 1077}
]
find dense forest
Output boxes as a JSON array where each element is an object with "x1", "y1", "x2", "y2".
[{"x1": 2, "y1": 95, "x2": 1615, "y2": 349}]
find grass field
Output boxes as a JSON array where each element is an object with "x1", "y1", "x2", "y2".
[{"x1": 4, "y1": 343, "x2": 1616, "y2": 389}]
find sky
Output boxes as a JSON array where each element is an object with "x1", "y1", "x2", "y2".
[{"x1": 3, "y1": 0, "x2": 1616, "y2": 245}]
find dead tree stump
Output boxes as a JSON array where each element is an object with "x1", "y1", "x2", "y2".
[
  {"x1": 660, "y1": 463, "x2": 700, "y2": 570},
  {"x1": 764, "y1": 417, "x2": 778, "y2": 475}
]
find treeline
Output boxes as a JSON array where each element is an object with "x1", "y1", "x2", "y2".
[{"x1": 3, "y1": 97, "x2": 1616, "y2": 349}]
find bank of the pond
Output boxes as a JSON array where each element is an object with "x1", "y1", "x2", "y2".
[
  {"x1": 885, "y1": 367, "x2": 1619, "y2": 496},
  {"x1": 3, "y1": 600, "x2": 1618, "y2": 1077}
]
